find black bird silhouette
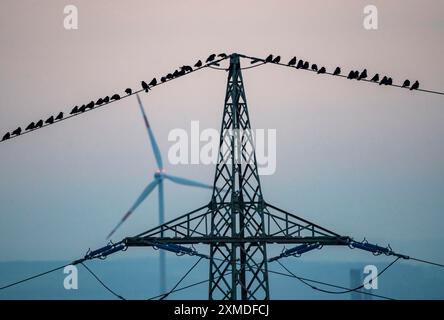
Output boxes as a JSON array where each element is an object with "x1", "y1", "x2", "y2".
[
  {"x1": 206, "y1": 54, "x2": 216, "y2": 63},
  {"x1": 379, "y1": 76, "x2": 388, "y2": 85},
  {"x1": 317, "y1": 67, "x2": 326, "y2": 74},
  {"x1": 296, "y1": 60, "x2": 304, "y2": 69},
  {"x1": 358, "y1": 69, "x2": 368, "y2": 80},
  {"x1": 70, "y1": 106, "x2": 79, "y2": 114},
  {"x1": 177, "y1": 69, "x2": 186, "y2": 76},
  {"x1": 288, "y1": 56, "x2": 297, "y2": 66},
  {"x1": 333, "y1": 67, "x2": 341, "y2": 75},
  {"x1": 96, "y1": 98, "x2": 103, "y2": 105},
  {"x1": 272, "y1": 56, "x2": 281, "y2": 63},
  {"x1": 45, "y1": 116, "x2": 54, "y2": 124},
  {"x1": 166, "y1": 73, "x2": 173, "y2": 80},
  {"x1": 311, "y1": 64, "x2": 318, "y2": 71},
  {"x1": 250, "y1": 58, "x2": 261, "y2": 64},
  {"x1": 12, "y1": 127, "x2": 21, "y2": 136},
  {"x1": 26, "y1": 122, "x2": 35, "y2": 130},
  {"x1": 111, "y1": 94, "x2": 120, "y2": 100},
  {"x1": 182, "y1": 65, "x2": 193, "y2": 73},
  {"x1": 194, "y1": 60, "x2": 203, "y2": 68},
  {"x1": 125, "y1": 88, "x2": 132, "y2": 95},
  {"x1": 142, "y1": 81, "x2": 149, "y2": 92},
  {"x1": 347, "y1": 71, "x2": 356, "y2": 79},
  {"x1": 86, "y1": 101, "x2": 95, "y2": 110},
  {"x1": 55, "y1": 112, "x2": 63, "y2": 120},
  {"x1": 265, "y1": 54, "x2": 273, "y2": 63},
  {"x1": 386, "y1": 77, "x2": 393, "y2": 85},
  {"x1": 410, "y1": 80, "x2": 419, "y2": 90},
  {"x1": 78, "y1": 104, "x2": 86, "y2": 113},
  {"x1": 149, "y1": 78, "x2": 157, "y2": 86},
  {"x1": 402, "y1": 80, "x2": 410, "y2": 88},
  {"x1": 2, "y1": 132, "x2": 10, "y2": 141},
  {"x1": 35, "y1": 120, "x2": 43, "y2": 128},
  {"x1": 103, "y1": 96, "x2": 110, "y2": 103},
  {"x1": 173, "y1": 70, "x2": 179, "y2": 78},
  {"x1": 160, "y1": 77, "x2": 166, "y2": 82},
  {"x1": 302, "y1": 61, "x2": 309, "y2": 69},
  {"x1": 371, "y1": 74, "x2": 379, "y2": 82},
  {"x1": 218, "y1": 53, "x2": 227, "y2": 58}
]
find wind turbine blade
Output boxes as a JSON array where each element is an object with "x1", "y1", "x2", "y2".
[
  {"x1": 164, "y1": 173, "x2": 214, "y2": 190},
  {"x1": 136, "y1": 94, "x2": 163, "y2": 169},
  {"x1": 107, "y1": 179, "x2": 160, "y2": 239}
]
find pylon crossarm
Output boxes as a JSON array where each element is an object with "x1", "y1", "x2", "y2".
[
  {"x1": 124, "y1": 235, "x2": 350, "y2": 246},
  {"x1": 264, "y1": 203, "x2": 343, "y2": 238},
  {"x1": 131, "y1": 204, "x2": 211, "y2": 239}
]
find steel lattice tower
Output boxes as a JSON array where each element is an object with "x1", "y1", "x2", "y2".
[
  {"x1": 124, "y1": 53, "x2": 350, "y2": 300},
  {"x1": 208, "y1": 54, "x2": 269, "y2": 299}
]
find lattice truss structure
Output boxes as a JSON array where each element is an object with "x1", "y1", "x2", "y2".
[{"x1": 124, "y1": 54, "x2": 350, "y2": 300}]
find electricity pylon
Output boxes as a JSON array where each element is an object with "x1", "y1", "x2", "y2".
[{"x1": 124, "y1": 53, "x2": 350, "y2": 300}]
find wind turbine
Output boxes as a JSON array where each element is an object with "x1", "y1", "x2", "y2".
[{"x1": 107, "y1": 93, "x2": 213, "y2": 294}]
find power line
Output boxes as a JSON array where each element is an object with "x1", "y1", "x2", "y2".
[
  {"x1": 0, "y1": 263, "x2": 68, "y2": 291},
  {"x1": 0, "y1": 54, "x2": 230, "y2": 145},
  {"x1": 238, "y1": 54, "x2": 444, "y2": 96},
  {"x1": 80, "y1": 262, "x2": 125, "y2": 300},
  {"x1": 275, "y1": 257, "x2": 400, "y2": 297},
  {"x1": 155, "y1": 256, "x2": 204, "y2": 300}
]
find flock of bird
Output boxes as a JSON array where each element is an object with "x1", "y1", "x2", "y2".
[
  {"x1": 1, "y1": 52, "x2": 426, "y2": 142},
  {"x1": 1, "y1": 53, "x2": 227, "y2": 142},
  {"x1": 254, "y1": 54, "x2": 420, "y2": 90}
]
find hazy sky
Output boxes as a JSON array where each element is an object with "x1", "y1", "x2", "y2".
[{"x1": 0, "y1": 0, "x2": 443, "y2": 266}]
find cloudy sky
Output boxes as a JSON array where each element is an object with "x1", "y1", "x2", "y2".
[{"x1": 0, "y1": 0, "x2": 443, "y2": 270}]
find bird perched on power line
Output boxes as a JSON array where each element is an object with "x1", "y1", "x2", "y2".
[
  {"x1": 86, "y1": 101, "x2": 95, "y2": 110},
  {"x1": 103, "y1": 96, "x2": 110, "y2": 103},
  {"x1": 317, "y1": 67, "x2": 326, "y2": 74},
  {"x1": 125, "y1": 88, "x2": 132, "y2": 95},
  {"x1": 177, "y1": 69, "x2": 186, "y2": 76},
  {"x1": 35, "y1": 120, "x2": 43, "y2": 128},
  {"x1": 166, "y1": 73, "x2": 173, "y2": 80},
  {"x1": 12, "y1": 127, "x2": 22, "y2": 136},
  {"x1": 70, "y1": 106, "x2": 79, "y2": 114},
  {"x1": 333, "y1": 67, "x2": 341, "y2": 75},
  {"x1": 288, "y1": 56, "x2": 297, "y2": 66},
  {"x1": 194, "y1": 60, "x2": 202, "y2": 68},
  {"x1": 302, "y1": 61, "x2": 309, "y2": 69},
  {"x1": 265, "y1": 54, "x2": 273, "y2": 63},
  {"x1": 111, "y1": 94, "x2": 121, "y2": 101},
  {"x1": 160, "y1": 77, "x2": 166, "y2": 83},
  {"x1": 311, "y1": 64, "x2": 318, "y2": 72},
  {"x1": 142, "y1": 81, "x2": 149, "y2": 92},
  {"x1": 347, "y1": 70, "x2": 356, "y2": 79},
  {"x1": 181, "y1": 65, "x2": 193, "y2": 73},
  {"x1": 206, "y1": 54, "x2": 216, "y2": 63},
  {"x1": 149, "y1": 78, "x2": 157, "y2": 87},
  {"x1": 2, "y1": 132, "x2": 10, "y2": 141},
  {"x1": 26, "y1": 122, "x2": 35, "y2": 130},
  {"x1": 371, "y1": 74, "x2": 379, "y2": 82},
  {"x1": 172, "y1": 70, "x2": 179, "y2": 78},
  {"x1": 78, "y1": 104, "x2": 87, "y2": 113},
  {"x1": 55, "y1": 112, "x2": 63, "y2": 121},
  {"x1": 410, "y1": 80, "x2": 419, "y2": 90},
  {"x1": 386, "y1": 77, "x2": 393, "y2": 85},
  {"x1": 402, "y1": 80, "x2": 410, "y2": 88},
  {"x1": 272, "y1": 56, "x2": 281, "y2": 63},
  {"x1": 296, "y1": 60, "x2": 304, "y2": 69},
  {"x1": 358, "y1": 69, "x2": 368, "y2": 80},
  {"x1": 379, "y1": 76, "x2": 388, "y2": 85},
  {"x1": 45, "y1": 116, "x2": 54, "y2": 124},
  {"x1": 96, "y1": 98, "x2": 103, "y2": 105}
]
